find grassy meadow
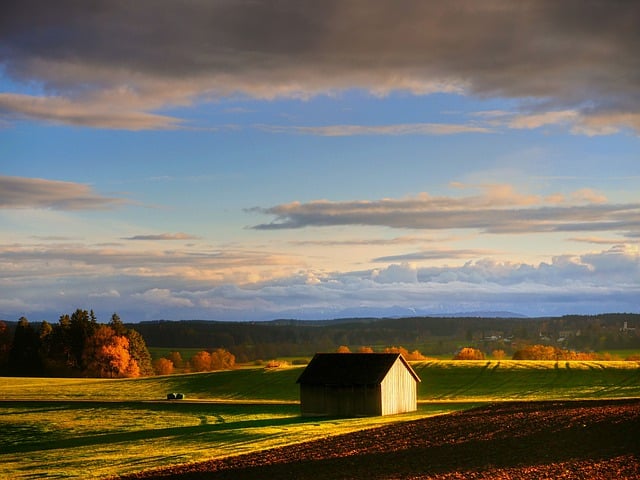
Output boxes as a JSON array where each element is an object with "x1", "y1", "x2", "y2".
[{"x1": 1, "y1": 360, "x2": 639, "y2": 479}]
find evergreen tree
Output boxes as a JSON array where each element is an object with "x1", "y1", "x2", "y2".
[
  {"x1": 126, "y1": 329, "x2": 154, "y2": 376},
  {"x1": 0, "y1": 321, "x2": 13, "y2": 373},
  {"x1": 109, "y1": 313, "x2": 127, "y2": 336},
  {"x1": 69, "y1": 309, "x2": 97, "y2": 370},
  {"x1": 8, "y1": 317, "x2": 43, "y2": 376},
  {"x1": 48, "y1": 314, "x2": 75, "y2": 373}
]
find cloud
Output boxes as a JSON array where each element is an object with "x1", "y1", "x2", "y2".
[
  {"x1": 0, "y1": 175, "x2": 128, "y2": 210},
  {"x1": 1, "y1": 1, "x2": 638, "y2": 133},
  {"x1": 0, "y1": 93, "x2": 182, "y2": 130},
  {"x1": 372, "y1": 249, "x2": 495, "y2": 263},
  {"x1": 0, "y1": 242, "x2": 304, "y2": 291},
  {"x1": 507, "y1": 110, "x2": 579, "y2": 130},
  {"x1": 88, "y1": 289, "x2": 121, "y2": 298},
  {"x1": 132, "y1": 288, "x2": 194, "y2": 308},
  {"x1": 372, "y1": 263, "x2": 418, "y2": 284},
  {"x1": 478, "y1": 109, "x2": 640, "y2": 136},
  {"x1": 250, "y1": 185, "x2": 639, "y2": 234},
  {"x1": 290, "y1": 235, "x2": 450, "y2": 247},
  {"x1": 2, "y1": 241, "x2": 638, "y2": 320},
  {"x1": 257, "y1": 122, "x2": 491, "y2": 136},
  {"x1": 568, "y1": 236, "x2": 637, "y2": 246},
  {"x1": 123, "y1": 233, "x2": 199, "y2": 241}
]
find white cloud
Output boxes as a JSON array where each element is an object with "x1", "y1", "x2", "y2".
[
  {"x1": 372, "y1": 263, "x2": 418, "y2": 284},
  {"x1": 132, "y1": 289, "x2": 194, "y2": 308},
  {"x1": 88, "y1": 289, "x2": 121, "y2": 298},
  {"x1": 2, "y1": 240, "x2": 638, "y2": 321}
]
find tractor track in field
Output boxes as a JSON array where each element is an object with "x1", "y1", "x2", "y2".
[{"x1": 117, "y1": 398, "x2": 640, "y2": 480}]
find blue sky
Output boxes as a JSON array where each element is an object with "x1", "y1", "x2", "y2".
[{"x1": 1, "y1": 1, "x2": 639, "y2": 322}]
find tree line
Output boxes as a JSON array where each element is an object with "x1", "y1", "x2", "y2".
[
  {"x1": 452, "y1": 345, "x2": 640, "y2": 361},
  {"x1": 0, "y1": 309, "x2": 153, "y2": 377},
  {"x1": 130, "y1": 314, "x2": 640, "y2": 361},
  {"x1": 152, "y1": 348, "x2": 236, "y2": 375}
]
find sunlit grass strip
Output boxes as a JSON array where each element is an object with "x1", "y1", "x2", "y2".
[
  {"x1": 413, "y1": 360, "x2": 640, "y2": 401},
  {"x1": 2, "y1": 360, "x2": 639, "y2": 404},
  {"x1": 0, "y1": 402, "x2": 473, "y2": 479}
]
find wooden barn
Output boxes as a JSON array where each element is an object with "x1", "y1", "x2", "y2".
[{"x1": 296, "y1": 353, "x2": 421, "y2": 417}]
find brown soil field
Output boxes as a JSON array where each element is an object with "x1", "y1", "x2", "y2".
[{"x1": 118, "y1": 399, "x2": 640, "y2": 480}]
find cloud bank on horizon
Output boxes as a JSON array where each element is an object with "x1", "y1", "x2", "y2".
[{"x1": 1, "y1": 1, "x2": 639, "y2": 321}]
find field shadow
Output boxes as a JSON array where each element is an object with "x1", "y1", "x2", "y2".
[{"x1": 1, "y1": 414, "x2": 323, "y2": 455}]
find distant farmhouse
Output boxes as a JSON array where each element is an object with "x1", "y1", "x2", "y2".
[{"x1": 296, "y1": 353, "x2": 421, "y2": 417}]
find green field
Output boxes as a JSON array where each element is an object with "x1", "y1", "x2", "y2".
[{"x1": 1, "y1": 360, "x2": 639, "y2": 479}]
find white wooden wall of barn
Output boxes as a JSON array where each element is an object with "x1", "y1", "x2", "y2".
[{"x1": 380, "y1": 357, "x2": 418, "y2": 415}]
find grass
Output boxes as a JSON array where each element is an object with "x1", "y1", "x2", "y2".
[
  {"x1": 1, "y1": 360, "x2": 639, "y2": 479},
  {"x1": 414, "y1": 360, "x2": 640, "y2": 401},
  {"x1": 0, "y1": 400, "x2": 469, "y2": 479}
]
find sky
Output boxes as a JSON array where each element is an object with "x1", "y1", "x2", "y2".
[{"x1": 1, "y1": 0, "x2": 639, "y2": 322}]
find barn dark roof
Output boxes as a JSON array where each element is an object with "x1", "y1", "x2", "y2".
[{"x1": 296, "y1": 353, "x2": 421, "y2": 386}]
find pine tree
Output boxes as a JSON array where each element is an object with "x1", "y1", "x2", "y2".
[
  {"x1": 126, "y1": 329, "x2": 154, "y2": 376},
  {"x1": 8, "y1": 317, "x2": 43, "y2": 376}
]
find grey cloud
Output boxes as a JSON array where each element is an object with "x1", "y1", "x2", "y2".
[
  {"x1": 257, "y1": 123, "x2": 492, "y2": 136},
  {"x1": 290, "y1": 236, "x2": 448, "y2": 247},
  {"x1": 1, "y1": 1, "x2": 638, "y2": 131},
  {"x1": 123, "y1": 233, "x2": 199, "y2": 241},
  {"x1": 250, "y1": 193, "x2": 640, "y2": 234},
  {"x1": 0, "y1": 244, "x2": 293, "y2": 275},
  {"x1": 0, "y1": 93, "x2": 182, "y2": 130},
  {"x1": 0, "y1": 175, "x2": 128, "y2": 210},
  {"x1": 373, "y1": 249, "x2": 495, "y2": 263}
]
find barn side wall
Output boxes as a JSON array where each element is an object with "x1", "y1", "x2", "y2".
[
  {"x1": 380, "y1": 358, "x2": 418, "y2": 415},
  {"x1": 300, "y1": 384, "x2": 381, "y2": 416}
]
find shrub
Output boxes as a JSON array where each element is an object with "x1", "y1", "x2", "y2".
[
  {"x1": 264, "y1": 359, "x2": 290, "y2": 369},
  {"x1": 153, "y1": 358, "x2": 174, "y2": 375},
  {"x1": 492, "y1": 349, "x2": 506, "y2": 360},
  {"x1": 453, "y1": 347, "x2": 485, "y2": 360}
]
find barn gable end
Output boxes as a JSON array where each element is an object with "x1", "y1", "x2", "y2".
[{"x1": 296, "y1": 353, "x2": 420, "y2": 417}]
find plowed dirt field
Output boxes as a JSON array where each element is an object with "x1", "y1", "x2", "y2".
[{"x1": 119, "y1": 399, "x2": 640, "y2": 479}]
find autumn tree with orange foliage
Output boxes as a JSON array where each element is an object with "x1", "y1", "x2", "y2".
[
  {"x1": 453, "y1": 347, "x2": 485, "y2": 360},
  {"x1": 336, "y1": 345, "x2": 351, "y2": 353},
  {"x1": 383, "y1": 346, "x2": 426, "y2": 361},
  {"x1": 190, "y1": 351, "x2": 211, "y2": 372},
  {"x1": 358, "y1": 346, "x2": 374, "y2": 353},
  {"x1": 511, "y1": 344, "x2": 611, "y2": 361},
  {"x1": 82, "y1": 325, "x2": 140, "y2": 378},
  {"x1": 167, "y1": 351, "x2": 184, "y2": 368},
  {"x1": 210, "y1": 348, "x2": 236, "y2": 370},
  {"x1": 153, "y1": 357, "x2": 174, "y2": 375},
  {"x1": 190, "y1": 348, "x2": 235, "y2": 372},
  {"x1": 492, "y1": 349, "x2": 506, "y2": 360}
]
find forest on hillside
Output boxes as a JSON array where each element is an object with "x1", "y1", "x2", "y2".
[
  {"x1": 2, "y1": 313, "x2": 639, "y2": 370},
  {"x1": 131, "y1": 313, "x2": 640, "y2": 362}
]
